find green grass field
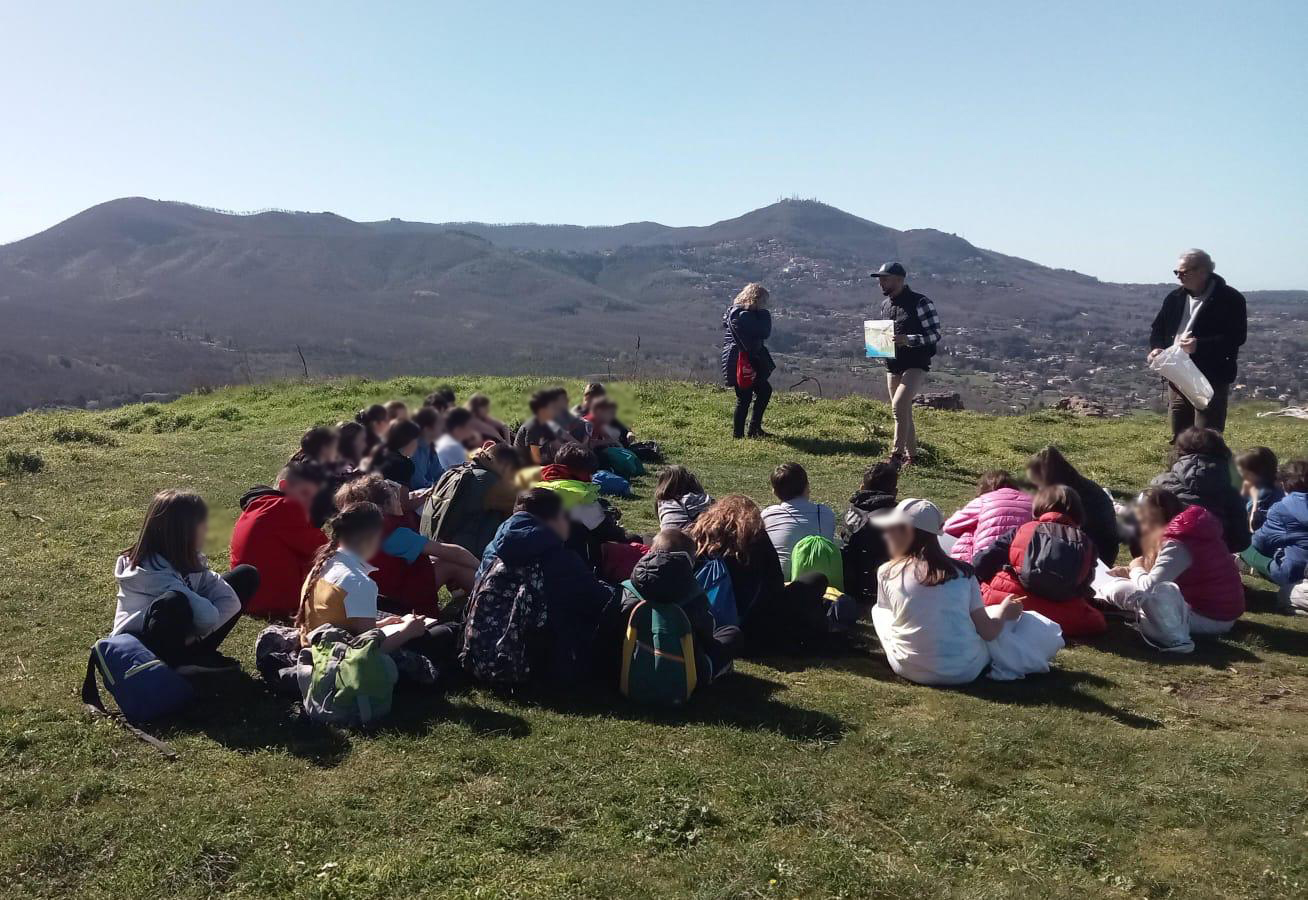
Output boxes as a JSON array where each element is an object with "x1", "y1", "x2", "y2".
[{"x1": 2, "y1": 376, "x2": 1306, "y2": 899}]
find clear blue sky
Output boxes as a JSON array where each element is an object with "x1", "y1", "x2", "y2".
[{"x1": 3, "y1": 0, "x2": 1305, "y2": 288}]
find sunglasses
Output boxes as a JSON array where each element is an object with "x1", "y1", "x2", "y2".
[{"x1": 1174, "y1": 268, "x2": 1196, "y2": 277}]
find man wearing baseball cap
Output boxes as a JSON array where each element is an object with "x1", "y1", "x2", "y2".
[{"x1": 872, "y1": 262, "x2": 941, "y2": 466}]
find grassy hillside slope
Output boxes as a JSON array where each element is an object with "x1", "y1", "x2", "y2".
[{"x1": 1, "y1": 377, "x2": 1306, "y2": 900}]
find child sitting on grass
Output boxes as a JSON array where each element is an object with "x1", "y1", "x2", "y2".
[
  {"x1": 603, "y1": 528, "x2": 742, "y2": 686},
  {"x1": 1251, "y1": 460, "x2": 1308, "y2": 611},
  {"x1": 409, "y1": 406, "x2": 444, "y2": 490},
  {"x1": 760, "y1": 462, "x2": 836, "y2": 574},
  {"x1": 583, "y1": 397, "x2": 625, "y2": 450},
  {"x1": 293, "y1": 425, "x2": 340, "y2": 469},
  {"x1": 655, "y1": 465, "x2": 714, "y2": 531},
  {"x1": 871, "y1": 499, "x2": 1059, "y2": 685},
  {"x1": 436, "y1": 408, "x2": 477, "y2": 470},
  {"x1": 973, "y1": 486, "x2": 1105, "y2": 639},
  {"x1": 1237, "y1": 446, "x2": 1284, "y2": 532},
  {"x1": 516, "y1": 389, "x2": 565, "y2": 466},
  {"x1": 942, "y1": 470, "x2": 1032, "y2": 563},
  {"x1": 1101, "y1": 487, "x2": 1245, "y2": 634},
  {"x1": 466, "y1": 392, "x2": 511, "y2": 444},
  {"x1": 356, "y1": 404, "x2": 389, "y2": 451},
  {"x1": 335, "y1": 421, "x2": 368, "y2": 471},
  {"x1": 113, "y1": 490, "x2": 260, "y2": 674},
  {"x1": 335, "y1": 475, "x2": 479, "y2": 614},
  {"x1": 839, "y1": 462, "x2": 899, "y2": 606},
  {"x1": 256, "y1": 502, "x2": 456, "y2": 692}
]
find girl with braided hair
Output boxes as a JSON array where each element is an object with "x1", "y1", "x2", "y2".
[{"x1": 296, "y1": 501, "x2": 427, "y2": 651}]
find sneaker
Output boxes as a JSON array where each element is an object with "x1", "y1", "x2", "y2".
[
  {"x1": 176, "y1": 650, "x2": 241, "y2": 676},
  {"x1": 746, "y1": 428, "x2": 773, "y2": 439}
]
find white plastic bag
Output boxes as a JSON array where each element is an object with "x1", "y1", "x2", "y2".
[
  {"x1": 985, "y1": 611, "x2": 1065, "y2": 680},
  {"x1": 1149, "y1": 344, "x2": 1213, "y2": 410},
  {"x1": 864, "y1": 319, "x2": 895, "y2": 359}
]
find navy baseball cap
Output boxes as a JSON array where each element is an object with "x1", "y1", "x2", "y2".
[{"x1": 870, "y1": 262, "x2": 907, "y2": 278}]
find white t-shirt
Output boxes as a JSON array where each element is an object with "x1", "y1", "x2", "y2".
[
  {"x1": 436, "y1": 434, "x2": 469, "y2": 469},
  {"x1": 761, "y1": 496, "x2": 836, "y2": 573},
  {"x1": 872, "y1": 560, "x2": 989, "y2": 685},
  {"x1": 320, "y1": 549, "x2": 380, "y2": 620}
]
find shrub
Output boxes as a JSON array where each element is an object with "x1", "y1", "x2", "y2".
[
  {"x1": 150, "y1": 412, "x2": 196, "y2": 433},
  {"x1": 3, "y1": 449, "x2": 45, "y2": 475},
  {"x1": 49, "y1": 425, "x2": 118, "y2": 447}
]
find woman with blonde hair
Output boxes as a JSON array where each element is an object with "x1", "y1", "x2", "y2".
[
  {"x1": 721, "y1": 283, "x2": 776, "y2": 439},
  {"x1": 689, "y1": 494, "x2": 828, "y2": 648}
]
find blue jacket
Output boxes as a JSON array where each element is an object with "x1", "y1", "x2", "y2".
[
  {"x1": 478, "y1": 512, "x2": 612, "y2": 681},
  {"x1": 721, "y1": 305, "x2": 773, "y2": 387},
  {"x1": 1248, "y1": 483, "x2": 1285, "y2": 531},
  {"x1": 1252, "y1": 492, "x2": 1308, "y2": 587},
  {"x1": 410, "y1": 440, "x2": 443, "y2": 490}
]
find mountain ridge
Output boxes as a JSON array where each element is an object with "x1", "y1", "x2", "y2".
[{"x1": 1, "y1": 197, "x2": 1304, "y2": 415}]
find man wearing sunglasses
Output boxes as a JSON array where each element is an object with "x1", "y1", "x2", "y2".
[{"x1": 1148, "y1": 249, "x2": 1247, "y2": 438}]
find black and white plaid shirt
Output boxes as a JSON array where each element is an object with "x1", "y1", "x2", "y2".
[{"x1": 881, "y1": 289, "x2": 942, "y2": 349}]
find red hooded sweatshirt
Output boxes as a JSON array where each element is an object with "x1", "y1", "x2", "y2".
[{"x1": 229, "y1": 488, "x2": 327, "y2": 618}]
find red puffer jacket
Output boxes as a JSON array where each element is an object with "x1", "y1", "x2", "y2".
[
  {"x1": 1164, "y1": 505, "x2": 1245, "y2": 622},
  {"x1": 975, "y1": 512, "x2": 1106, "y2": 638}
]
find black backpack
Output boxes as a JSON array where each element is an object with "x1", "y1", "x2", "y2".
[
  {"x1": 419, "y1": 463, "x2": 478, "y2": 542},
  {"x1": 1016, "y1": 521, "x2": 1094, "y2": 601}
]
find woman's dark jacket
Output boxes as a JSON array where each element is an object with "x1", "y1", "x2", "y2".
[{"x1": 721, "y1": 306, "x2": 774, "y2": 388}]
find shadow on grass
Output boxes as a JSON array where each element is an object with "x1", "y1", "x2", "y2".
[
  {"x1": 1082, "y1": 618, "x2": 1261, "y2": 670},
  {"x1": 177, "y1": 673, "x2": 352, "y2": 767},
  {"x1": 177, "y1": 673, "x2": 534, "y2": 764},
  {"x1": 1235, "y1": 619, "x2": 1308, "y2": 658},
  {"x1": 1243, "y1": 583, "x2": 1286, "y2": 614},
  {"x1": 504, "y1": 670, "x2": 848, "y2": 744},
  {"x1": 382, "y1": 692, "x2": 532, "y2": 738},
  {"x1": 959, "y1": 669, "x2": 1162, "y2": 730},
  {"x1": 779, "y1": 434, "x2": 887, "y2": 458}
]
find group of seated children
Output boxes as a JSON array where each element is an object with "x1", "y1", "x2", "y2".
[
  {"x1": 109, "y1": 384, "x2": 1308, "y2": 704},
  {"x1": 841, "y1": 428, "x2": 1308, "y2": 682},
  {"x1": 514, "y1": 383, "x2": 639, "y2": 466}
]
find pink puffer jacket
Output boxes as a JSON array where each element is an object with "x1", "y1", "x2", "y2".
[{"x1": 944, "y1": 487, "x2": 1034, "y2": 563}]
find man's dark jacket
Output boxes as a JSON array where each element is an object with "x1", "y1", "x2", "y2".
[{"x1": 1149, "y1": 274, "x2": 1247, "y2": 385}]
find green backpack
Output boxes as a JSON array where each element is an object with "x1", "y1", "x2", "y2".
[
  {"x1": 419, "y1": 463, "x2": 477, "y2": 541},
  {"x1": 601, "y1": 446, "x2": 645, "y2": 478},
  {"x1": 619, "y1": 581, "x2": 697, "y2": 705},
  {"x1": 297, "y1": 628, "x2": 399, "y2": 728},
  {"x1": 790, "y1": 534, "x2": 845, "y2": 591}
]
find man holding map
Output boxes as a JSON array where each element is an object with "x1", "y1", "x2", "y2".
[{"x1": 870, "y1": 262, "x2": 941, "y2": 466}]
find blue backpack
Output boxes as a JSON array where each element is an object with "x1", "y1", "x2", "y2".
[
  {"x1": 82, "y1": 634, "x2": 194, "y2": 758},
  {"x1": 591, "y1": 470, "x2": 633, "y2": 498},
  {"x1": 694, "y1": 557, "x2": 739, "y2": 628}
]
